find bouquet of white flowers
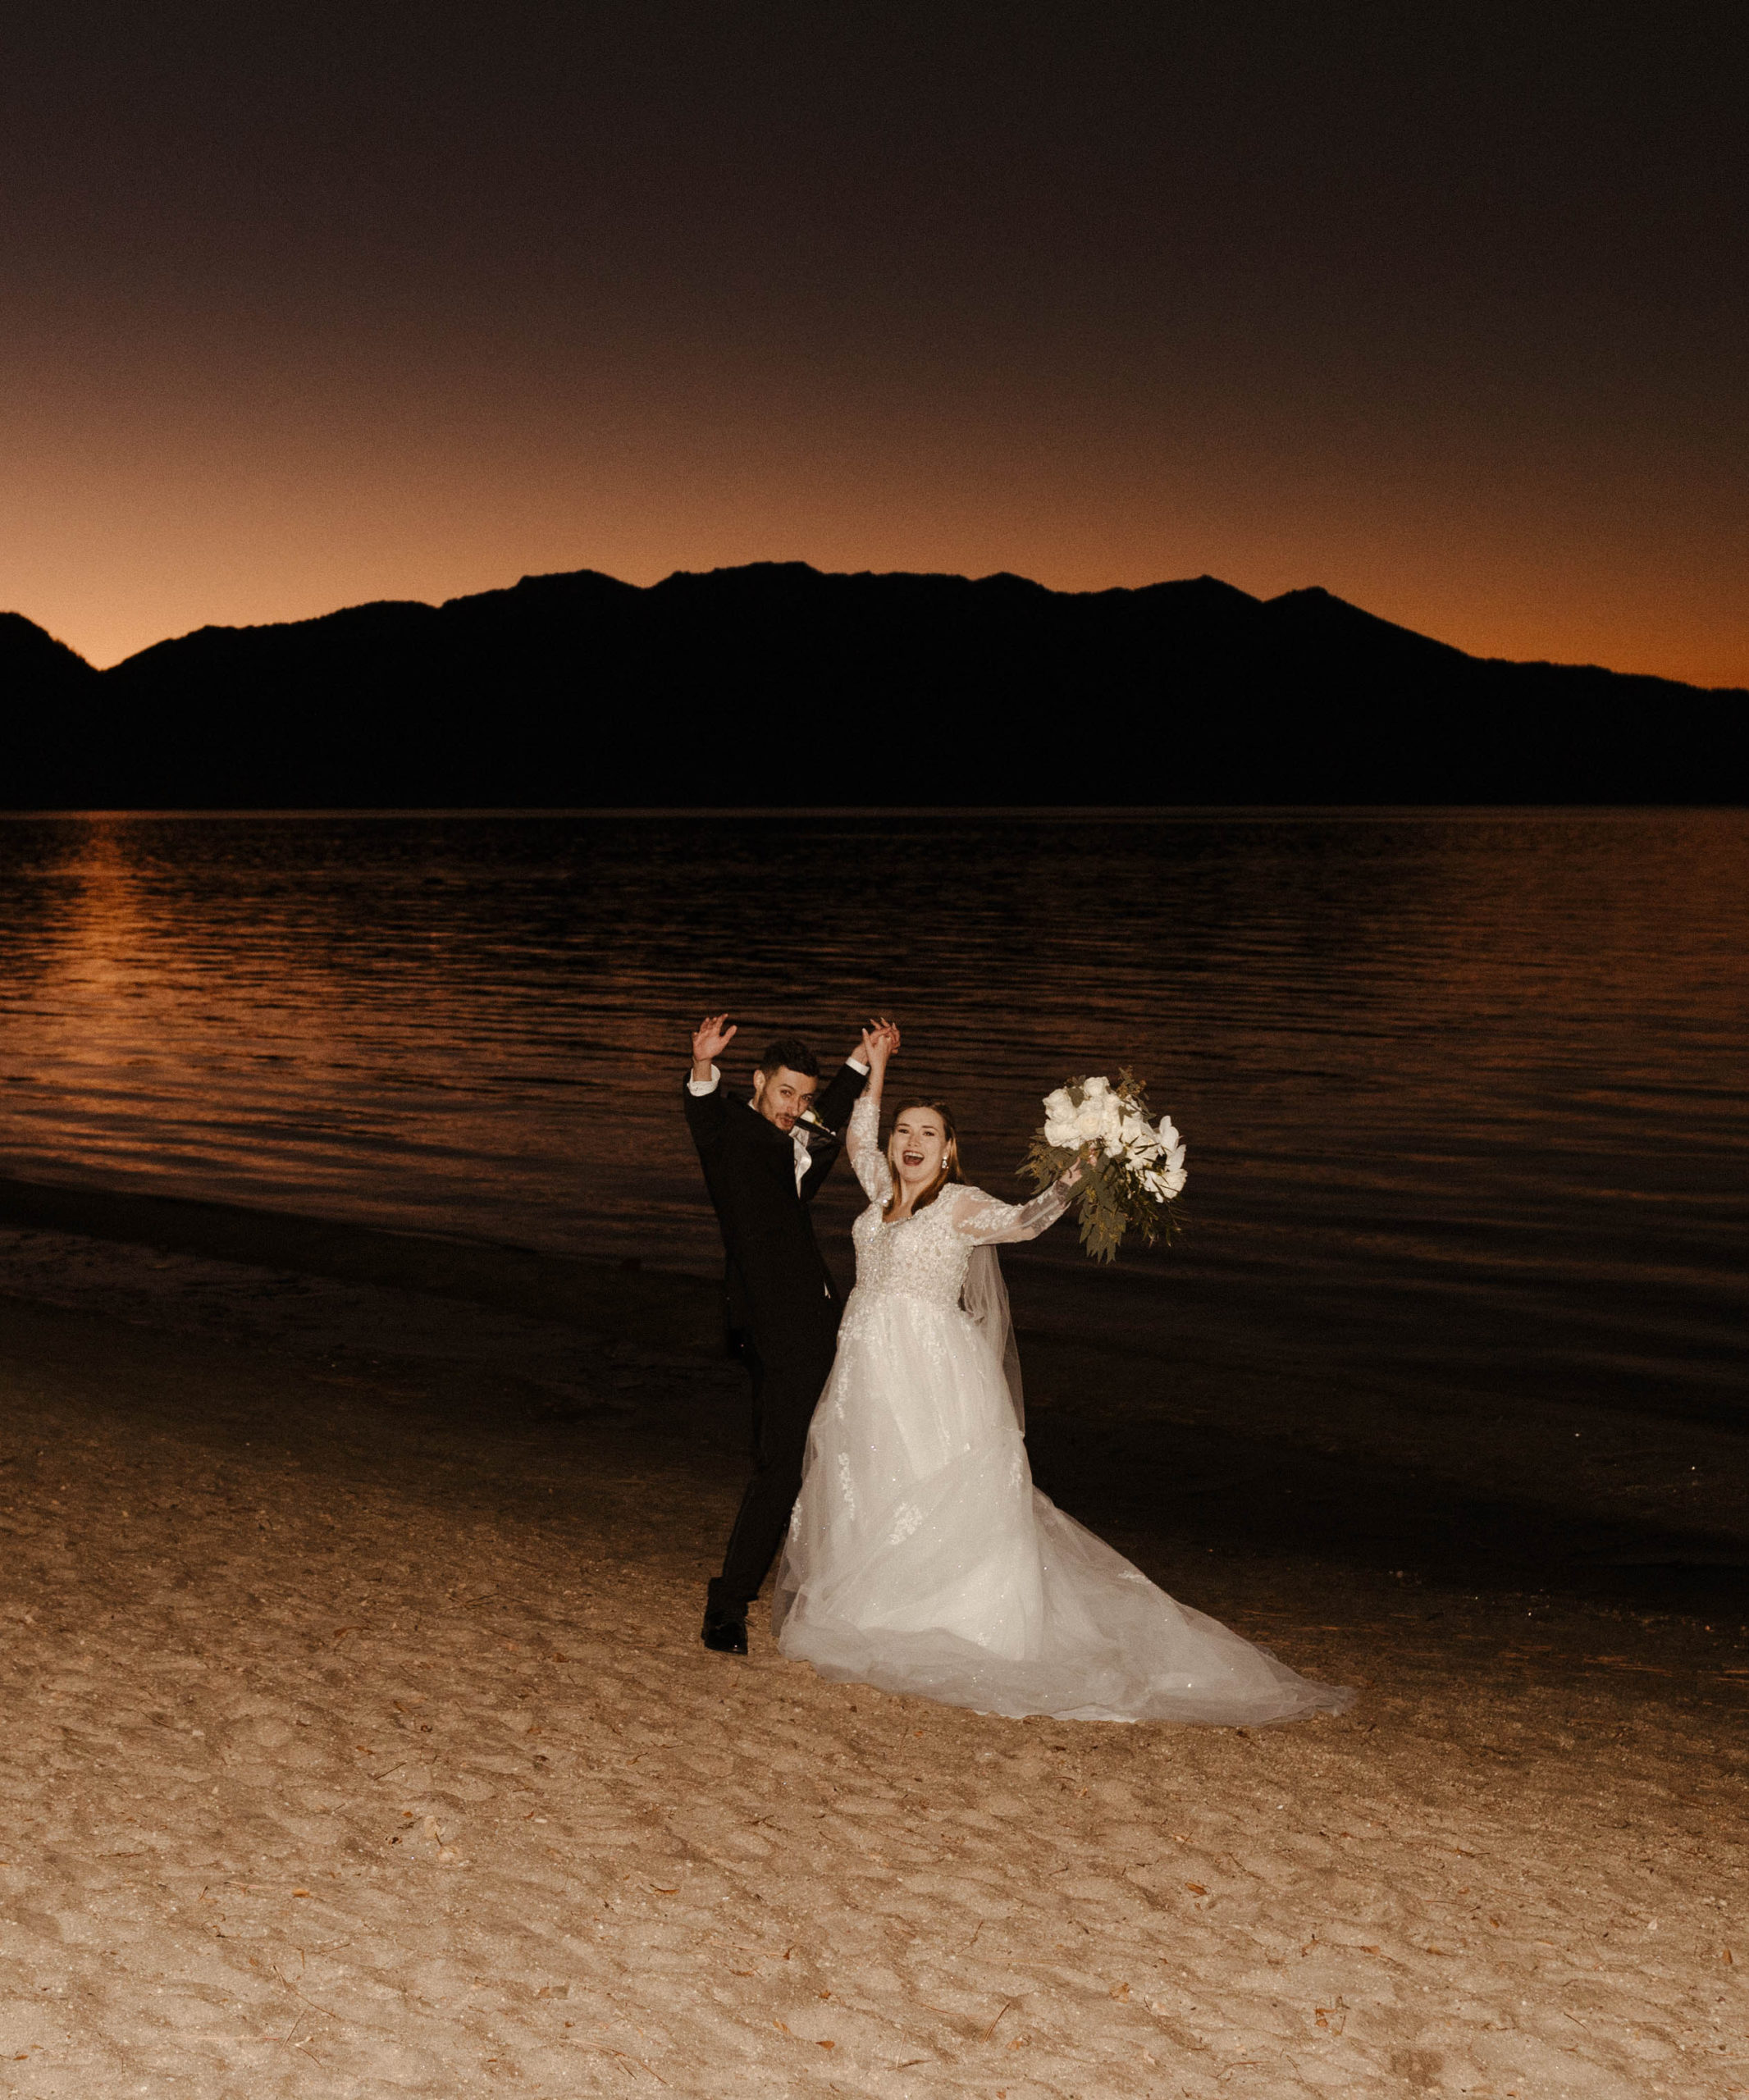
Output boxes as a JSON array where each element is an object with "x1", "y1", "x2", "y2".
[{"x1": 1018, "y1": 1071, "x2": 1187, "y2": 1262}]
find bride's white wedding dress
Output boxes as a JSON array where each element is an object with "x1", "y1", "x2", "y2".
[{"x1": 773, "y1": 1094, "x2": 1354, "y2": 1725}]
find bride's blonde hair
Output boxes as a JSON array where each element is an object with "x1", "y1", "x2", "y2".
[{"x1": 884, "y1": 1099, "x2": 965, "y2": 1219}]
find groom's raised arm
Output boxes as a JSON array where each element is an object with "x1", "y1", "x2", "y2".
[
  {"x1": 791, "y1": 1042, "x2": 874, "y2": 1205},
  {"x1": 814, "y1": 1051, "x2": 871, "y2": 1136},
  {"x1": 683, "y1": 1063, "x2": 728, "y2": 1156},
  {"x1": 683, "y1": 1013, "x2": 737, "y2": 1160}
]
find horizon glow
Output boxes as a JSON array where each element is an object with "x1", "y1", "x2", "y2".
[{"x1": 3, "y1": 11, "x2": 1744, "y2": 686}]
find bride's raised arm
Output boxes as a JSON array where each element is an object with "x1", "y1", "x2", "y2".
[
  {"x1": 946, "y1": 1159, "x2": 1085, "y2": 1246},
  {"x1": 845, "y1": 1018, "x2": 899, "y2": 1205}
]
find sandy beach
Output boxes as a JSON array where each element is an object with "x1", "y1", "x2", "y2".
[{"x1": 1, "y1": 1201, "x2": 1745, "y2": 2097}]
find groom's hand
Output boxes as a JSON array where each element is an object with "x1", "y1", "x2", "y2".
[{"x1": 692, "y1": 1013, "x2": 737, "y2": 1080}]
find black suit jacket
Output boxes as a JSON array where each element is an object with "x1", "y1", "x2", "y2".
[{"x1": 682, "y1": 1061, "x2": 870, "y2": 1355}]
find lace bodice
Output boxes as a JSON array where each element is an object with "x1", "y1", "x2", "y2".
[{"x1": 843, "y1": 1092, "x2": 1075, "y2": 1310}]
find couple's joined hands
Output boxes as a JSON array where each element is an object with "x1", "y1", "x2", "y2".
[{"x1": 860, "y1": 1016, "x2": 900, "y2": 1077}]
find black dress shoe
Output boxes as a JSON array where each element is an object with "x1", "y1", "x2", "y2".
[{"x1": 701, "y1": 1605, "x2": 748, "y2": 1655}]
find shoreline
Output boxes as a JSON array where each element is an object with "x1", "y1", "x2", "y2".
[
  {"x1": 0, "y1": 1169, "x2": 726, "y2": 1357},
  {"x1": 2, "y1": 1168, "x2": 1744, "y2": 1628}
]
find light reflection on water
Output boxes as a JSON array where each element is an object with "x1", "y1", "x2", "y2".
[{"x1": 0, "y1": 810, "x2": 1742, "y2": 1428}]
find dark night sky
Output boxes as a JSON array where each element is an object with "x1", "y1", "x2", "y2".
[{"x1": 3, "y1": 2, "x2": 1745, "y2": 680}]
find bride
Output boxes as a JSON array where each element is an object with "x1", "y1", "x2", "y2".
[{"x1": 774, "y1": 1025, "x2": 1353, "y2": 1726}]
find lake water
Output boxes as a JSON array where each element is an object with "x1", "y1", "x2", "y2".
[{"x1": 0, "y1": 810, "x2": 1742, "y2": 1436}]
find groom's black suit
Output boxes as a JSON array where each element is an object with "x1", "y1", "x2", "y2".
[{"x1": 683, "y1": 1059, "x2": 869, "y2": 1607}]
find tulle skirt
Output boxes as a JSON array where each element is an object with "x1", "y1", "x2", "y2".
[{"x1": 773, "y1": 1288, "x2": 1354, "y2": 1725}]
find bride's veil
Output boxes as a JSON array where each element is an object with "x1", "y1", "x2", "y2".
[{"x1": 962, "y1": 1244, "x2": 1025, "y2": 1431}]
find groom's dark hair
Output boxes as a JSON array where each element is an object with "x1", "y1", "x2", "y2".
[{"x1": 758, "y1": 1036, "x2": 820, "y2": 1079}]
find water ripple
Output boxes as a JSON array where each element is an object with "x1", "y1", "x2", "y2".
[{"x1": 0, "y1": 809, "x2": 1742, "y2": 1431}]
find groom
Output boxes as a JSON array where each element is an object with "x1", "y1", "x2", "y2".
[{"x1": 683, "y1": 1012, "x2": 894, "y2": 1655}]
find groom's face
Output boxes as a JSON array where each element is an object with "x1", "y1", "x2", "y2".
[{"x1": 751, "y1": 1065, "x2": 817, "y2": 1132}]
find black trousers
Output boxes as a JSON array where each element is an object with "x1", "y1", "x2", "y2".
[{"x1": 711, "y1": 1323, "x2": 838, "y2": 1609}]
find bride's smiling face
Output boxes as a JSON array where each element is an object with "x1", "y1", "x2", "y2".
[{"x1": 888, "y1": 1107, "x2": 948, "y2": 1183}]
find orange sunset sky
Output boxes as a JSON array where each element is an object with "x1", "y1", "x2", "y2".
[{"x1": 4, "y1": 6, "x2": 1746, "y2": 686}]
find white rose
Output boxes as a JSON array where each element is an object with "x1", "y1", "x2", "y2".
[
  {"x1": 1075, "y1": 1101, "x2": 1107, "y2": 1141},
  {"x1": 1043, "y1": 1116, "x2": 1080, "y2": 1148},
  {"x1": 1043, "y1": 1088, "x2": 1076, "y2": 1124},
  {"x1": 1081, "y1": 1075, "x2": 1110, "y2": 1099}
]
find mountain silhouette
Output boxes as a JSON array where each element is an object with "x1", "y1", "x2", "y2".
[{"x1": 2, "y1": 564, "x2": 1742, "y2": 806}]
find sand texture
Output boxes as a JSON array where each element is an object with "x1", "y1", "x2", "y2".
[{"x1": 1, "y1": 1232, "x2": 1746, "y2": 2098}]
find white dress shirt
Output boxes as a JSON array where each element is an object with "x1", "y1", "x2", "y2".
[{"x1": 688, "y1": 1057, "x2": 870, "y2": 1191}]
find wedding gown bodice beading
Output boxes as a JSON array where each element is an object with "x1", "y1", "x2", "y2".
[
  {"x1": 841, "y1": 1139, "x2": 1071, "y2": 1317},
  {"x1": 773, "y1": 1092, "x2": 1353, "y2": 1725}
]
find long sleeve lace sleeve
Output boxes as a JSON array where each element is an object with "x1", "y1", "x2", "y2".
[
  {"x1": 946, "y1": 1175, "x2": 1079, "y2": 1245},
  {"x1": 845, "y1": 1091, "x2": 892, "y2": 1205}
]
